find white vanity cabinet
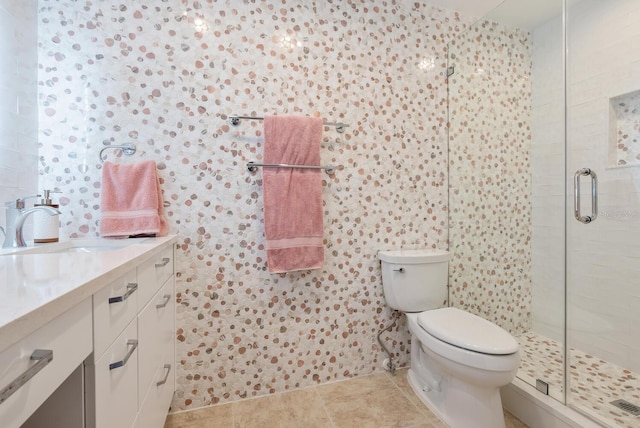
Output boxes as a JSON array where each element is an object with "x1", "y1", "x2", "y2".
[
  {"x1": 0, "y1": 236, "x2": 176, "y2": 428},
  {"x1": 86, "y1": 244, "x2": 175, "y2": 428}
]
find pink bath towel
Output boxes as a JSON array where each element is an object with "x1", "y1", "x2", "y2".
[
  {"x1": 100, "y1": 160, "x2": 168, "y2": 238},
  {"x1": 263, "y1": 115, "x2": 324, "y2": 273}
]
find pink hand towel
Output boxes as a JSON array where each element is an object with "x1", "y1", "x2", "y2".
[
  {"x1": 263, "y1": 115, "x2": 324, "y2": 273},
  {"x1": 100, "y1": 160, "x2": 168, "y2": 238}
]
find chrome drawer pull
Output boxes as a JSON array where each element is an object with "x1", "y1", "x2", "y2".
[
  {"x1": 156, "y1": 294, "x2": 172, "y2": 309},
  {"x1": 108, "y1": 283, "x2": 138, "y2": 304},
  {"x1": 156, "y1": 364, "x2": 172, "y2": 386},
  {"x1": 109, "y1": 340, "x2": 138, "y2": 370},
  {"x1": 155, "y1": 257, "x2": 170, "y2": 268},
  {"x1": 0, "y1": 349, "x2": 53, "y2": 405}
]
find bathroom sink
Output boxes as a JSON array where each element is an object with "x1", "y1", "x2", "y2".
[{"x1": 0, "y1": 238, "x2": 148, "y2": 256}]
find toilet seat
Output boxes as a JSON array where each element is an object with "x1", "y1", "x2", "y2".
[
  {"x1": 406, "y1": 313, "x2": 520, "y2": 372},
  {"x1": 417, "y1": 307, "x2": 518, "y2": 355}
]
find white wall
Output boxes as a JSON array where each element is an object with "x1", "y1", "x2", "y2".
[
  {"x1": 0, "y1": 0, "x2": 38, "y2": 234},
  {"x1": 565, "y1": 0, "x2": 640, "y2": 371}
]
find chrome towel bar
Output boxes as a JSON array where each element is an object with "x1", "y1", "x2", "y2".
[
  {"x1": 228, "y1": 114, "x2": 349, "y2": 134},
  {"x1": 246, "y1": 161, "x2": 337, "y2": 175}
]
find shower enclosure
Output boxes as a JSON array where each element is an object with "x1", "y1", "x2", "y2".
[{"x1": 447, "y1": 0, "x2": 640, "y2": 426}]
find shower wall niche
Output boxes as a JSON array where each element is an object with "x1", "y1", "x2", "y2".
[{"x1": 609, "y1": 89, "x2": 640, "y2": 167}]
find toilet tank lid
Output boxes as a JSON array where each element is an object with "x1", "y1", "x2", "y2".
[
  {"x1": 417, "y1": 307, "x2": 519, "y2": 355},
  {"x1": 378, "y1": 249, "x2": 449, "y2": 264}
]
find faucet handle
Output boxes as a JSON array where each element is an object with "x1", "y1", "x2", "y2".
[{"x1": 5, "y1": 195, "x2": 41, "y2": 209}]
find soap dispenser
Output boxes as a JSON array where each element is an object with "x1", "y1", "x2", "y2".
[{"x1": 33, "y1": 190, "x2": 60, "y2": 243}]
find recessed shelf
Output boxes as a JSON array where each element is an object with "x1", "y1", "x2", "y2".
[{"x1": 609, "y1": 89, "x2": 640, "y2": 167}]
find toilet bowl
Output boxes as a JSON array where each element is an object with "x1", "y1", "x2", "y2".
[
  {"x1": 406, "y1": 309, "x2": 520, "y2": 428},
  {"x1": 378, "y1": 249, "x2": 521, "y2": 428}
]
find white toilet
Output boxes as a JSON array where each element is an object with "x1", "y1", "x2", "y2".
[{"x1": 378, "y1": 249, "x2": 520, "y2": 428}]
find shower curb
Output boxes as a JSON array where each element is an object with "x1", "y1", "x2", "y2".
[{"x1": 501, "y1": 378, "x2": 603, "y2": 428}]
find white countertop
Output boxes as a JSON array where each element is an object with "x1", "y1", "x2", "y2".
[{"x1": 0, "y1": 235, "x2": 177, "y2": 353}]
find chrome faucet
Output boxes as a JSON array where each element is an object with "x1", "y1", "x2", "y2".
[{"x1": 2, "y1": 196, "x2": 61, "y2": 248}]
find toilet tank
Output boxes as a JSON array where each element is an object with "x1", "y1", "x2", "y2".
[{"x1": 378, "y1": 249, "x2": 449, "y2": 313}]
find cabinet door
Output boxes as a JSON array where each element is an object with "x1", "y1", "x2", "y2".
[
  {"x1": 137, "y1": 358, "x2": 174, "y2": 428},
  {"x1": 91, "y1": 319, "x2": 139, "y2": 428},
  {"x1": 137, "y1": 277, "x2": 174, "y2": 405}
]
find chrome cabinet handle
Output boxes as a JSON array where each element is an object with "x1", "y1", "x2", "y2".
[
  {"x1": 155, "y1": 257, "x2": 170, "y2": 268},
  {"x1": 156, "y1": 294, "x2": 171, "y2": 309},
  {"x1": 0, "y1": 349, "x2": 53, "y2": 405},
  {"x1": 156, "y1": 364, "x2": 172, "y2": 386},
  {"x1": 109, "y1": 339, "x2": 138, "y2": 370},
  {"x1": 108, "y1": 283, "x2": 138, "y2": 304},
  {"x1": 574, "y1": 168, "x2": 598, "y2": 224}
]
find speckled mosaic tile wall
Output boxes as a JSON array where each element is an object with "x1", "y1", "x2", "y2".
[
  {"x1": 447, "y1": 20, "x2": 533, "y2": 335},
  {"x1": 611, "y1": 89, "x2": 640, "y2": 167},
  {"x1": 36, "y1": 0, "x2": 472, "y2": 410}
]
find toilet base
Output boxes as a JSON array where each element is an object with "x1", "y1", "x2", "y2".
[{"x1": 407, "y1": 368, "x2": 507, "y2": 428}]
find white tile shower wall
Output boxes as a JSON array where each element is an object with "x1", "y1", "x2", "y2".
[
  {"x1": 36, "y1": 0, "x2": 472, "y2": 411},
  {"x1": 566, "y1": 0, "x2": 640, "y2": 372},
  {"x1": 530, "y1": 14, "x2": 565, "y2": 343},
  {"x1": 447, "y1": 20, "x2": 533, "y2": 335},
  {"x1": 0, "y1": 0, "x2": 38, "y2": 231}
]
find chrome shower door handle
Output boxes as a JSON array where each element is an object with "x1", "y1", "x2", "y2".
[{"x1": 574, "y1": 168, "x2": 598, "y2": 224}]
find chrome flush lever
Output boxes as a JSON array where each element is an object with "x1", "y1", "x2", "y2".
[{"x1": 393, "y1": 267, "x2": 405, "y2": 273}]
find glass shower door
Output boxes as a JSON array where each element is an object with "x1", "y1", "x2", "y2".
[
  {"x1": 447, "y1": 0, "x2": 566, "y2": 404},
  {"x1": 566, "y1": 0, "x2": 640, "y2": 425}
]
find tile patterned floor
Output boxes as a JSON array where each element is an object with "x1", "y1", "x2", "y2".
[
  {"x1": 516, "y1": 331, "x2": 565, "y2": 401},
  {"x1": 164, "y1": 369, "x2": 528, "y2": 428},
  {"x1": 516, "y1": 331, "x2": 640, "y2": 428}
]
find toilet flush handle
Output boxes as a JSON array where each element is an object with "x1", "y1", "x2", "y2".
[{"x1": 393, "y1": 267, "x2": 405, "y2": 273}]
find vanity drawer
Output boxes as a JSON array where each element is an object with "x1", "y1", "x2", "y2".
[
  {"x1": 137, "y1": 356, "x2": 174, "y2": 428},
  {"x1": 154, "y1": 247, "x2": 174, "y2": 287},
  {"x1": 0, "y1": 299, "x2": 92, "y2": 428},
  {"x1": 136, "y1": 247, "x2": 174, "y2": 312},
  {"x1": 90, "y1": 319, "x2": 139, "y2": 428},
  {"x1": 93, "y1": 269, "x2": 138, "y2": 360},
  {"x1": 137, "y1": 277, "x2": 174, "y2": 405}
]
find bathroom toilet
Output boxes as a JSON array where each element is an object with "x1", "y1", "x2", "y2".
[{"x1": 378, "y1": 249, "x2": 520, "y2": 428}]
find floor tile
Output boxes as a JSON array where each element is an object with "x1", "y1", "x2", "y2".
[
  {"x1": 164, "y1": 371, "x2": 530, "y2": 428},
  {"x1": 235, "y1": 387, "x2": 333, "y2": 428},
  {"x1": 505, "y1": 410, "x2": 529, "y2": 428},
  {"x1": 230, "y1": 394, "x2": 281, "y2": 428},
  {"x1": 164, "y1": 403, "x2": 233, "y2": 428},
  {"x1": 517, "y1": 330, "x2": 640, "y2": 428},
  {"x1": 317, "y1": 373, "x2": 427, "y2": 428}
]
